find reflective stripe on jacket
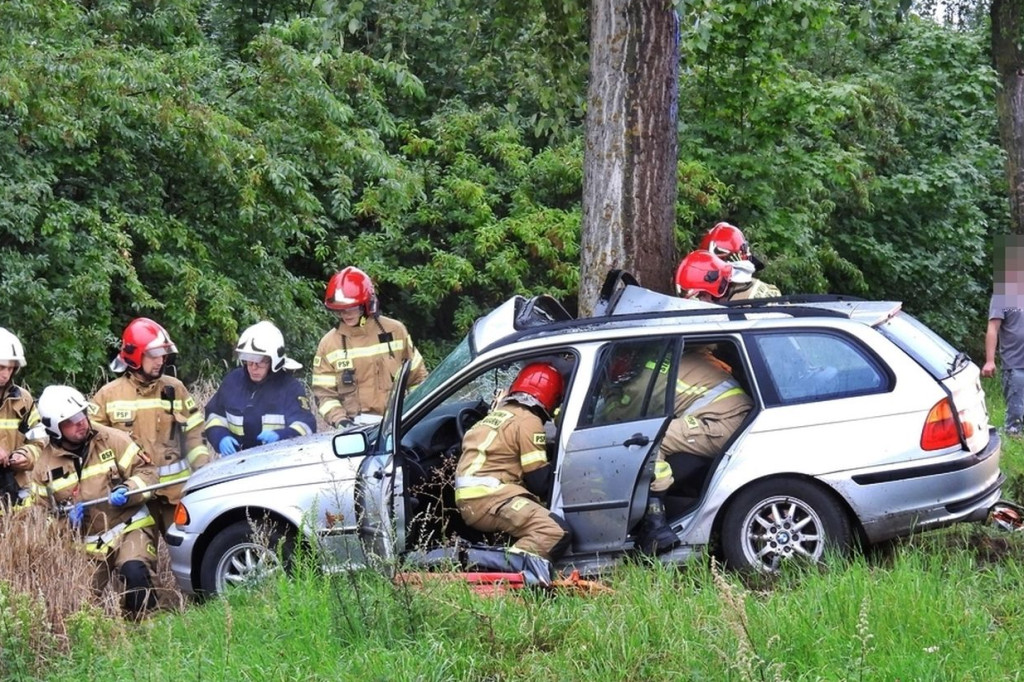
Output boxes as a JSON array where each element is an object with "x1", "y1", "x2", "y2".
[
  {"x1": 29, "y1": 423, "x2": 158, "y2": 538},
  {"x1": 89, "y1": 373, "x2": 210, "y2": 493},
  {"x1": 204, "y1": 366, "x2": 317, "y2": 452},
  {"x1": 311, "y1": 315, "x2": 428, "y2": 426},
  {"x1": 455, "y1": 403, "x2": 547, "y2": 505},
  {"x1": 1, "y1": 384, "x2": 45, "y2": 495}
]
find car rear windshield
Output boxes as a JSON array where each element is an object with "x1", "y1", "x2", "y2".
[{"x1": 876, "y1": 311, "x2": 964, "y2": 379}]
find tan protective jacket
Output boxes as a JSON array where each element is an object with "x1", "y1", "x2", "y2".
[
  {"x1": 89, "y1": 373, "x2": 210, "y2": 504},
  {"x1": 454, "y1": 403, "x2": 549, "y2": 508},
  {"x1": 659, "y1": 351, "x2": 754, "y2": 459},
  {"x1": 29, "y1": 424, "x2": 158, "y2": 557},
  {"x1": 311, "y1": 315, "x2": 428, "y2": 426},
  {"x1": 729, "y1": 278, "x2": 781, "y2": 300},
  {"x1": 0, "y1": 384, "x2": 44, "y2": 498}
]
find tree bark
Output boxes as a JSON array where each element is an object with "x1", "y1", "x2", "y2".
[
  {"x1": 991, "y1": 0, "x2": 1024, "y2": 234},
  {"x1": 579, "y1": 0, "x2": 679, "y2": 316}
]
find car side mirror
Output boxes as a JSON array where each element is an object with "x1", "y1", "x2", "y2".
[{"x1": 332, "y1": 432, "x2": 368, "y2": 458}]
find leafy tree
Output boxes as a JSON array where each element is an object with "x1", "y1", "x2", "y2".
[{"x1": 991, "y1": 0, "x2": 1024, "y2": 234}]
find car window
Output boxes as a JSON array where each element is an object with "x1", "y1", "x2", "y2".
[
  {"x1": 876, "y1": 311, "x2": 964, "y2": 379},
  {"x1": 405, "y1": 336, "x2": 473, "y2": 411},
  {"x1": 583, "y1": 338, "x2": 677, "y2": 427},
  {"x1": 420, "y1": 351, "x2": 577, "y2": 417},
  {"x1": 752, "y1": 332, "x2": 889, "y2": 406}
]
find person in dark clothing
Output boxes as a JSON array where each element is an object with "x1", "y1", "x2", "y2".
[{"x1": 205, "y1": 321, "x2": 316, "y2": 455}]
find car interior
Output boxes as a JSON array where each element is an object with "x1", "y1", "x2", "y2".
[{"x1": 398, "y1": 353, "x2": 578, "y2": 553}]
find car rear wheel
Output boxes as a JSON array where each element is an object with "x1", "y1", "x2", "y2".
[
  {"x1": 199, "y1": 519, "x2": 295, "y2": 595},
  {"x1": 721, "y1": 479, "x2": 852, "y2": 572}
]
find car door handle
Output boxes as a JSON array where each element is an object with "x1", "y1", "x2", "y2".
[{"x1": 624, "y1": 434, "x2": 650, "y2": 448}]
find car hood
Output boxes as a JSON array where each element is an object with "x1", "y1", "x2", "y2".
[{"x1": 184, "y1": 431, "x2": 348, "y2": 493}]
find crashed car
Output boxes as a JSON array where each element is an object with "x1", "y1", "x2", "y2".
[{"x1": 167, "y1": 272, "x2": 1002, "y2": 595}]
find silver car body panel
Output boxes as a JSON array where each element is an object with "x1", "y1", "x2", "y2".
[{"x1": 168, "y1": 280, "x2": 1003, "y2": 594}]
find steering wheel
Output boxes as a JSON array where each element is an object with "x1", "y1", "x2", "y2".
[{"x1": 454, "y1": 406, "x2": 486, "y2": 443}]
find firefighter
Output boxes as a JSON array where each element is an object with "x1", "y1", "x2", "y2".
[
  {"x1": 455, "y1": 363, "x2": 572, "y2": 580},
  {"x1": 700, "y1": 221, "x2": 756, "y2": 263},
  {"x1": 605, "y1": 347, "x2": 753, "y2": 554},
  {"x1": 0, "y1": 328, "x2": 46, "y2": 509},
  {"x1": 674, "y1": 250, "x2": 780, "y2": 302},
  {"x1": 312, "y1": 267, "x2": 428, "y2": 428},
  {"x1": 205, "y1": 320, "x2": 316, "y2": 455},
  {"x1": 28, "y1": 385, "x2": 159, "y2": 617},
  {"x1": 89, "y1": 318, "x2": 210, "y2": 534},
  {"x1": 695, "y1": 221, "x2": 781, "y2": 298}
]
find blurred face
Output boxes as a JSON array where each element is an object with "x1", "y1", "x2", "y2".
[
  {"x1": 0, "y1": 362, "x2": 15, "y2": 389},
  {"x1": 59, "y1": 410, "x2": 90, "y2": 444},
  {"x1": 334, "y1": 305, "x2": 364, "y2": 327},
  {"x1": 244, "y1": 356, "x2": 272, "y2": 383}
]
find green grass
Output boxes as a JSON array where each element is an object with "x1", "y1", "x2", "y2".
[
  {"x1": 32, "y1": 541, "x2": 1024, "y2": 681},
  {"x1": 9, "y1": 377, "x2": 1024, "y2": 681}
]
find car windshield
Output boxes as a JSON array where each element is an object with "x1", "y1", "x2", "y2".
[{"x1": 404, "y1": 335, "x2": 473, "y2": 412}]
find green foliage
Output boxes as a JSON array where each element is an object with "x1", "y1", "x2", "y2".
[
  {"x1": 676, "y1": 0, "x2": 1005, "y2": 346},
  {"x1": 0, "y1": 0, "x2": 1009, "y2": 390}
]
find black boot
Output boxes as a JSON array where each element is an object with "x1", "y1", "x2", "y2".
[
  {"x1": 120, "y1": 560, "x2": 156, "y2": 618},
  {"x1": 636, "y1": 496, "x2": 680, "y2": 555}
]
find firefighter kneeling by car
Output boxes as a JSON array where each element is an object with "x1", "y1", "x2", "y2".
[
  {"x1": 24, "y1": 386, "x2": 160, "y2": 618},
  {"x1": 455, "y1": 363, "x2": 572, "y2": 584}
]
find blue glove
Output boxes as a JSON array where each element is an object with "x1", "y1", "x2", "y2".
[
  {"x1": 256, "y1": 430, "x2": 280, "y2": 445},
  {"x1": 69, "y1": 502, "x2": 84, "y2": 530},
  {"x1": 108, "y1": 486, "x2": 130, "y2": 507},
  {"x1": 219, "y1": 436, "x2": 240, "y2": 456}
]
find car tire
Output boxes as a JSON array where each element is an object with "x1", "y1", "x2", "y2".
[
  {"x1": 198, "y1": 519, "x2": 295, "y2": 596},
  {"x1": 721, "y1": 478, "x2": 852, "y2": 572}
]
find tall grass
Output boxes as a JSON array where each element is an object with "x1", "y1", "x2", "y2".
[{"x1": 6, "y1": 377, "x2": 1024, "y2": 679}]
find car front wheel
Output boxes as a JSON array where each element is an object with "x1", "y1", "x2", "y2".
[
  {"x1": 721, "y1": 479, "x2": 852, "y2": 572},
  {"x1": 199, "y1": 519, "x2": 295, "y2": 595}
]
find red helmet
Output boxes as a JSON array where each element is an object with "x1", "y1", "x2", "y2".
[
  {"x1": 117, "y1": 318, "x2": 177, "y2": 370},
  {"x1": 699, "y1": 222, "x2": 751, "y2": 262},
  {"x1": 674, "y1": 250, "x2": 733, "y2": 300},
  {"x1": 325, "y1": 266, "x2": 378, "y2": 316},
  {"x1": 509, "y1": 363, "x2": 564, "y2": 414}
]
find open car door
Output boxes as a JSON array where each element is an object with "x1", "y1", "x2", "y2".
[
  {"x1": 557, "y1": 338, "x2": 676, "y2": 553},
  {"x1": 355, "y1": 360, "x2": 411, "y2": 562}
]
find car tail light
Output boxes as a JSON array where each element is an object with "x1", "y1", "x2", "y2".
[
  {"x1": 920, "y1": 398, "x2": 962, "y2": 451},
  {"x1": 173, "y1": 502, "x2": 190, "y2": 527}
]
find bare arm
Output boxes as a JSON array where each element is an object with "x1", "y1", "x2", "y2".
[{"x1": 982, "y1": 318, "x2": 1002, "y2": 378}]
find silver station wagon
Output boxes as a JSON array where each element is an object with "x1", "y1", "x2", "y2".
[{"x1": 167, "y1": 272, "x2": 1002, "y2": 595}]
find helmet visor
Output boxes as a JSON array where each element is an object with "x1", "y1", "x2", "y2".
[
  {"x1": 63, "y1": 410, "x2": 88, "y2": 426},
  {"x1": 238, "y1": 352, "x2": 269, "y2": 364},
  {"x1": 144, "y1": 346, "x2": 172, "y2": 359}
]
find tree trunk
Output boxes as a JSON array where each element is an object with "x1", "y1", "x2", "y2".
[
  {"x1": 991, "y1": 0, "x2": 1024, "y2": 234},
  {"x1": 579, "y1": 0, "x2": 679, "y2": 316}
]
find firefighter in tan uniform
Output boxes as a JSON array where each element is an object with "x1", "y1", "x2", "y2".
[
  {"x1": 89, "y1": 318, "x2": 210, "y2": 533},
  {"x1": 605, "y1": 348, "x2": 753, "y2": 554},
  {"x1": 696, "y1": 221, "x2": 781, "y2": 299},
  {"x1": 312, "y1": 267, "x2": 428, "y2": 428},
  {"x1": 455, "y1": 363, "x2": 571, "y2": 579},
  {"x1": 675, "y1": 250, "x2": 780, "y2": 302},
  {"x1": 0, "y1": 328, "x2": 46, "y2": 509},
  {"x1": 26, "y1": 386, "x2": 159, "y2": 617}
]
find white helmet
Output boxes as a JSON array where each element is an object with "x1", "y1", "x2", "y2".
[
  {"x1": 235, "y1": 321, "x2": 302, "y2": 372},
  {"x1": 0, "y1": 328, "x2": 27, "y2": 368},
  {"x1": 37, "y1": 385, "x2": 90, "y2": 438}
]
